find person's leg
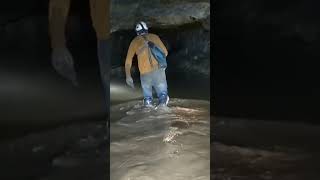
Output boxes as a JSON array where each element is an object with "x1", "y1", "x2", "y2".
[
  {"x1": 89, "y1": 0, "x2": 110, "y2": 40},
  {"x1": 49, "y1": 0, "x2": 78, "y2": 85},
  {"x1": 89, "y1": 0, "x2": 111, "y2": 109},
  {"x1": 153, "y1": 69, "x2": 169, "y2": 105},
  {"x1": 89, "y1": 0, "x2": 111, "y2": 149},
  {"x1": 140, "y1": 74, "x2": 154, "y2": 106}
]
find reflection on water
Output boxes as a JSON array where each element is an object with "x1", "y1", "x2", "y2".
[
  {"x1": 111, "y1": 79, "x2": 143, "y2": 104},
  {"x1": 110, "y1": 98, "x2": 210, "y2": 180}
]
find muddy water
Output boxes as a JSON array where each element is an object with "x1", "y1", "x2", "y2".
[
  {"x1": 111, "y1": 71, "x2": 210, "y2": 105},
  {"x1": 110, "y1": 99, "x2": 210, "y2": 180},
  {"x1": 110, "y1": 62, "x2": 210, "y2": 179}
]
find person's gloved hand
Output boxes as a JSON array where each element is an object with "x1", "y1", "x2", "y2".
[
  {"x1": 126, "y1": 76, "x2": 134, "y2": 88},
  {"x1": 51, "y1": 47, "x2": 78, "y2": 86}
]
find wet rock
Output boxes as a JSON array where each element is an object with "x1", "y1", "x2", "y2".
[{"x1": 111, "y1": 1, "x2": 210, "y2": 32}]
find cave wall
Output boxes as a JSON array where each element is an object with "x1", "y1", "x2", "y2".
[
  {"x1": 0, "y1": 0, "x2": 210, "y2": 46},
  {"x1": 0, "y1": 0, "x2": 210, "y2": 69},
  {"x1": 214, "y1": 0, "x2": 320, "y2": 122}
]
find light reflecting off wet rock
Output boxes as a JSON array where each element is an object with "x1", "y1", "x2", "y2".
[{"x1": 110, "y1": 98, "x2": 210, "y2": 180}]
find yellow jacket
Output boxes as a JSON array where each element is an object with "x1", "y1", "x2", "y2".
[
  {"x1": 125, "y1": 33, "x2": 168, "y2": 76},
  {"x1": 49, "y1": 0, "x2": 110, "y2": 49}
]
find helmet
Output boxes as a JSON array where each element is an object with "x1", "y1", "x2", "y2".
[{"x1": 135, "y1": 21, "x2": 148, "y2": 35}]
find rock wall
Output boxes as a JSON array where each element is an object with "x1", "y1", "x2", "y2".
[
  {"x1": 0, "y1": 0, "x2": 210, "y2": 86},
  {"x1": 111, "y1": 0, "x2": 210, "y2": 31},
  {"x1": 0, "y1": 1, "x2": 210, "y2": 72}
]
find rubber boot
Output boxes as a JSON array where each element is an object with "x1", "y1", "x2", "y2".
[
  {"x1": 143, "y1": 97, "x2": 153, "y2": 107},
  {"x1": 158, "y1": 92, "x2": 169, "y2": 106}
]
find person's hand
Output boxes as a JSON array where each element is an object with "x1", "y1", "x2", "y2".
[
  {"x1": 126, "y1": 76, "x2": 134, "y2": 88},
  {"x1": 51, "y1": 47, "x2": 78, "y2": 86}
]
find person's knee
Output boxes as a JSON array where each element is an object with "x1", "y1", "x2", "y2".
[
  {"x1": 141, "y1": 76, "x2": 152, "y2": 88},
  {"x1": 141, "y1": 81, "x2": 150, "y2": 90},
  {"x1": 141, "y1": 82, "x2": 153, "y2": 97},
  {"x1": 156, "y1": 83, "x2": 168, "y2": 94}
]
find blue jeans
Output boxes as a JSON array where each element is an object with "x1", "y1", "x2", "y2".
[{"x1": 140, "y1": 69, "x2": 168, "y2": 100}]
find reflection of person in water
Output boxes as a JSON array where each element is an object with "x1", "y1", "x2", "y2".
[
  {"x1": 48, "y1": 0, "x2": 110, "y2": 105},
  {"x1": 125, "y1": 21, "x2": 169, "y2": 107}
]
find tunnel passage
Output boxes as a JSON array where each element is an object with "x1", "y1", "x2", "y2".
[
  {"x1": 110, "y1": 23, "x2": 210, "y2": 101},
  {"x1": 111, "y1": 23, "x2": 210, "y2": 76}
]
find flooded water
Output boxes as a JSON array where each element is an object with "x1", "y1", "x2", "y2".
[{"x1": 110, "y1": 98, "x2": 210, "y2": 180}]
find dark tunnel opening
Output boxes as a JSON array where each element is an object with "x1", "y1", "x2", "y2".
[
  {"x1": 214, "y1": 0, "x2": 320, "y2": 124},
  {"x1": 212, "y1": 2, "x2": 320, "y2": 179}
]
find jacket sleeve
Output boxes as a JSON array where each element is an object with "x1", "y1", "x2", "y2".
[
  {"x1": 48, "y1": 0, "x2": 71, "y2": 49},
  {"x1": 125, "y1": 39, "x2": 137, "y2": 77}
]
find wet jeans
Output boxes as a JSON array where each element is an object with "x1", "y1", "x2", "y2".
[{"x1": 140, "y1": 68, "x2": 168, "y2": 100}]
